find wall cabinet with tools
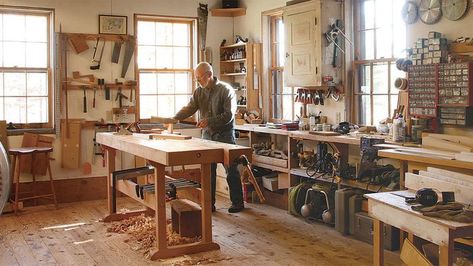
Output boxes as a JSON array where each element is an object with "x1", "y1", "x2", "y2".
[
  {"x1": 283, "y1": 0, "x2": 343, "y2": 87},
  {"x1": 219, "y1": 41, "x2": 262, "y2": 123},
  {"x1": 58, "y1": 32, "x2": 137, "y2": 170}
]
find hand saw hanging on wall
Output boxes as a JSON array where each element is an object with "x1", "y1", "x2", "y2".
[{"x1": 197, "y1": 3, "x2": 209, "y2": 62}]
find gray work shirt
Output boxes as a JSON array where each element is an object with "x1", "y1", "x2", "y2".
[{"x1": 174, "y1": 77, "x2": 236, "y2": 135}]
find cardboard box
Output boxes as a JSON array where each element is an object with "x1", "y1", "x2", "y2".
[{"x1": 263, "y1": 176, "x2": 279, "y2": 191}]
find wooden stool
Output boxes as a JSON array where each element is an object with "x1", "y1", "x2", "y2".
[
  {"x1": 9, "y1": 147, "x2": 58, "y2": 214},
  {"x1": 171, "y1": 199, "x2": 202, "y2": 238}
]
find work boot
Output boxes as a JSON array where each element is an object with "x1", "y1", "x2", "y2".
[{"x1": 228, "y1": 203, "x2": 244, "y2": 213}]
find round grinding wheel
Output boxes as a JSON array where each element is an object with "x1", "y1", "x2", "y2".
[
  {"x1": 0, "y1": 144, "x2": 10, "y2": 215},
  {"x1": 419, "y1": 0, "x2": 442, "y2": 24},
  {"x1": 402, "y1": 1, "x2": 419, "y2": 24},
  {"x1": 442, "y1": 0, "x2": 469, "y2": 21}
]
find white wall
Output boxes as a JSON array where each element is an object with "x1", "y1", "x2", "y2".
[
  {"x1": 5, "y1": 0, "x2": 231, "y2": 180},
  {"x1": 407, "y1": 0, "x2": 473, "y2": 137}
]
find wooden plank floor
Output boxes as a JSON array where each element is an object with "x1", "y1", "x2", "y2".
[{"x1": 0, "y1": 197, "x2": 401, "y2": 265}]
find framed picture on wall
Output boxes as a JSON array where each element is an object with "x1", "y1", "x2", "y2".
[{"x1": 99, "y1": 15, "x2": 127, "y2": 35}]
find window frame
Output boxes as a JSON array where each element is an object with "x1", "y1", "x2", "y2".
[
  {"x1": 352, "y1": 0, "x2": 406, "y2": 126},
  {"x1": 134, "y1": 14, "x2": 197, "y2": 123},
  {"x1": 0, "y1": 6, "x2": 54, "y2": 129},
  {"x1": 267, "y1": 11, "x2": 300, "y2": 122}
]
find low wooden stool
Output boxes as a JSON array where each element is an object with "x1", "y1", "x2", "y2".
[
  {"x1": 9, "y1": 147, "x2": 58, "y2": 214},
  {"x1": 171, "y1": 199, "x2": 202, "y2": 238}
]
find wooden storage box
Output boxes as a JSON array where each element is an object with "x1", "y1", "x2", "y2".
[
  {"x1": 262, "y1": 176, "x2": 279, "y2": 191},
  {"x1": 353, "y1": 212, "x2": 400, "y2": 251},
  {"x1": 253, "y1": 154, "x2": 288, "y2": 168},
  {"x1": 171, "y1": 199, "x2": 202, "y2": 238}
]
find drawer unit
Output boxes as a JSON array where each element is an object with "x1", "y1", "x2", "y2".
[
  {"x1": 408, "y1": 64, "x2": 437, "y2": 117},
  {"x1": 439, "y1": 107, "x2": 473, "y2": 127},
  {"x1": 438, "y1": 62, "x2": 473, "y2": 106}
]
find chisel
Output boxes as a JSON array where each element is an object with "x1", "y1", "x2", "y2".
[{"x1": 82, "y1": 86, "x2": 87, "y2": 113}]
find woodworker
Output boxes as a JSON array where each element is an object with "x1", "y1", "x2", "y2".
[{"x1": 173, "y1": 62, "x2": 245, "y2": 213}]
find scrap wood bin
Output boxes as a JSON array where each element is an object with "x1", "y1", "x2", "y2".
[{"x1": 171, "y1": 199, "x2": 202, "y2": 238}]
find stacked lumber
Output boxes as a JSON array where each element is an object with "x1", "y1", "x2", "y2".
[
  {"x1": 405, "y1": 167, "x2": 473, "y2": 204},
  {"x1": 422, "y1": 133, "x2": 473, "y2": 153}
]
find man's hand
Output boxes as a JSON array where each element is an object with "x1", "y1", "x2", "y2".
[{"x1": 196, "y1": 118, "x2": 208, "y2": 128}]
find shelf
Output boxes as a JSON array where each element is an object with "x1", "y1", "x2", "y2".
[
  {"x1": 221, "y1": 72, "x2": 246, "y2": 76},
  {"x1": 290, "y1": 168, "x2": 336, "y2": 183},
  {"x1": 63, "y1": 83, "x2": 135, "y2": 90},
  {"x1": 450, "y1": 42, "x2": 473, "y2": 53},
  {"x1": 220, "y1": 42, "x2": 247, "y2": 49},
  {"x1": 211, "y1": 8, "x2": 246, "y2": 17},
  {"x1": 438, "y1": 103, "x2": 470, "y2": 107},
  {"x1": 221, "y1": 58, "x2": 246, "y2": 63},
  {"x1": 341, "y1": 179, "x2": 392, "y2": 193},
  {"x1": 237, "y1": 105, "x2": 247, "y2": 107},
  {"x1": 253, "y1": 162, "x2": 289, "y2": 173},
  {"x1": 63, "y1": 32, "x2": 133, "y2": 42}
]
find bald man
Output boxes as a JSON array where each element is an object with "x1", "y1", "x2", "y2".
[{"x1": 173, "y1": 62, "x2": 244, "y2": 213}]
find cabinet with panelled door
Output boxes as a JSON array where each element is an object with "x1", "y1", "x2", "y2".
[{"x1": 283, "y1": 0, "x2": 342, "y2": 87}]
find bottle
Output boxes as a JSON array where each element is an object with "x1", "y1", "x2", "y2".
[{"x1": 392, "y1": 115, "x2": 406, "y2": 142}]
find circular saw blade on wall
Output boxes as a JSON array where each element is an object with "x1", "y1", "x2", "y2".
[
  {"x1": 419, "y1": 0, "x2": 442, "y2": 24},
  {"x1": 0, "y1": 144, "x2": 10, "y2": 215},
  {"x1": 442, "y1": 0, "x2": 469, "y2": 20},
  {"x1": 402, "y1": 1, "x2": 419, "y2": 24}
]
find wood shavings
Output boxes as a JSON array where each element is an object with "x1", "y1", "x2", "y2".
[
  {"x1": 106, "y1": 214, "x2": 200, "y2": 257},
  {"x1": 172, "y1": 256, "x2": 232, "y2": 266}
]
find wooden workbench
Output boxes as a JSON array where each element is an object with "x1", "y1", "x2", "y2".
[
  {"x1": 366, "y1": 191, "x2": 473, "y2": 266},
  {"x1": 96, "y1": 133, "x2": 251, "y2": 260}
]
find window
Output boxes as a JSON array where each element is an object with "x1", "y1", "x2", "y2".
[
  {"x1": 0, "y1": 8, "x2": 53, "y2": 127},
  {"x1": 354, "y1": 0, "x2": 406, "y2": 125},
  {"x1": 136, "y1": 16, "x2": 196, "y2": 120},
  {"x1": 268, "y1": 13, "x2": 301, "y2": 122}
]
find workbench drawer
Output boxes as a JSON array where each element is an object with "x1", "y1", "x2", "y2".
[{"x1": 252, "y1": 154, "x2": 288, "y2": 168}]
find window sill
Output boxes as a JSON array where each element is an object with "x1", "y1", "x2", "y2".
[{"x1": 7, "y1": 128, "x2": 55, "y2": 136}]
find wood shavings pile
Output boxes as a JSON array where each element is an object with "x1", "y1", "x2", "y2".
[
  {"x1": 107, "y1": 214, "x2": 200, "y2": 257},
  {"x1": 172, "y1": 256, "x2": 232, "y2": 266}
]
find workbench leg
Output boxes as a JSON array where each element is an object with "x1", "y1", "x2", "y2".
[
  {"x1": 106, "y1": 148, "x2": 116, "y2": 214},
  {"x1": 200, "y1": 163, "x2": 212, "y2": 243},
  {"x1": 154, "y1": 164, "x2": 167, "y2": 252},
  {"x1": 373, "y1": 219, "x2": 384, "y2": 266},
  {"x1": 399, "y1": 160, "x2": 407, "y2": 189},
  {"x1": 439, "y1": 235, "x2": 454, "y2": 266}
]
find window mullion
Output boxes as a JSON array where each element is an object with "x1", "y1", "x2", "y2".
[
  {"x1": 387, "y1": 61, "x2": 391, "y2": 118},
  {"x1": 370, "y1": 62, "x2": 374, "y2": 125}
]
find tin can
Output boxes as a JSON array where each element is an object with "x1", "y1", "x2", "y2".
[{"x1": 411, "y1": 125, "x2": 423, "y2": 143}]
